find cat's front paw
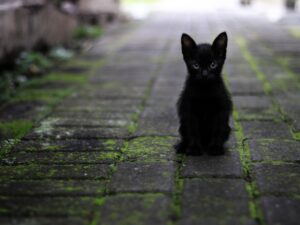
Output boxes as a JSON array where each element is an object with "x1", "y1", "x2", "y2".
[
  {"x1": 207, "y1": 146, "x2": 225, "y2": 155},
  {"x1": 186, "y1": 146, "x2": 203, "y2": 156},
  {"x1": 174, "y1": 141, "x2": 186, "y2": 154}
]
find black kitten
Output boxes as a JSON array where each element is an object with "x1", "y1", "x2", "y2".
[{"x1": 175, "y1": 32, "x2": 232, "y2": 155}]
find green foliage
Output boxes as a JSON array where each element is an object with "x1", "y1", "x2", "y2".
[
  {"x1": 0, "y1": 120, "x2": 33, "y2": 139},
  {"x1": 16, "y1": 51, "x2": 52, "y2": 76},
  {"x1": 73, "y1": 25, "x2": 102, "y2": 40},
  {"x1": 0, "y1": 72, "x2": 16, "y2": 103}
]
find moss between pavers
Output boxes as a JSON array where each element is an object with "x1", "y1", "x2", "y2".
[
  {"x1": 10, "y1": 89, "x2": 73, "y2": 105},
  {"x1": 288, "y1": 26, "x2": 300, "y2": 39},
  {"x1": 64, "y1": 58, "x2": 106, "y2": 69},
  {"x1": 170, "y1": 154, "x2": 184, "y2": 223},
  {"x1": 236, "y1": 36, "x2": 300, "y2": 142},
  {"x1": 0, "y1": 119, "x2": 32, "y2": 159},
  {"x1": 90, "y1": 193, "x2": 169, "y2": 225},
  {"x1": 237, "y1": 107, "x2": 280, "y2": 122},
  {"x1": 236, "y1": 37, "x2": 272, "y2": 94},
  {"x1": 122, "y1": 136, "x2": 176, "y2": 162},
  {"x1": 276, "y1": 57, "x2": 300, "y2": 89},
  {"x1": 25, "y1": 72, "x2": 88, "y2": 86},
  {"x1": 0, "y1": 139, "x2": 20, "y2": 160},
  {"x1": 233, "y1": 109, "x2": 265, "y2": 224},
  {"x1": 292, "y1": 132, "x2": 300, "y2": 141},
  {"x1": 0, "y1": 120, "x2": 33, "y2": 139}
]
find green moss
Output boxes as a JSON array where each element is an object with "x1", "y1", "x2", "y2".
[
  {"x1": 123, "y1": 136, "x2": 175, "y2": 162},
  {"x1": 104, "y1": 139, "x2": 118, "y2": 151},
  {"x1": 45, "y1": 145, "x2": 62, "y2": 151},
  {"x1": 127, "y1": 122, "x2": 138, "y2": 134},
  {"x1": 28, "y1": 72, "x2": 88, "y2": 85},
  {"x1": 73, "y1": 25, "x2": 102, "y2": 40},
  {"x1": 233, "y1": 109, "x2": 266, "y2": 224},
  {"x1": 94, "y1": 197, "x2": 106, "y2": 206},
  {"x1": 288, "y1": 26, "x2": 300, "y2": 39},
  {"x1": 236, "y1": 37, "x2": 272, "y2": 94},
  {"x1": 143, "y1": 193, "x2": 164, "y2": 207},
  {"x1": 0, "y1": 139, "x2": 20, "y2": 158},
  {"x1": 292, "y1": 131, "x2": 300, "y2": 141},
  {"x1": 0, "y1": 120, "x2": 33, "y2": 139},
  {"x1": 97, "y1": 152, "x2": 120, "y2": 161},
  {"x1": 11, "y1": 89, "x2": 73, "y2": 105},
  {"x1": 277, "y1": 57, "x2": 300, "y2": 89},
  {"x1": 104, "y1": 139, "x2": 117, "y2": 146}
]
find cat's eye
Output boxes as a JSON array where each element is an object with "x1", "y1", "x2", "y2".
[
  {"x1": 210, "y1": 61, "x2": 217, "y2": 69},
  {"x1": 192, "y1": 63, "x2": 200, "y2": 70}
]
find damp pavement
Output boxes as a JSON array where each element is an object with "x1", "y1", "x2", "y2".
[{"x1": 0, "y1": 5, "x2": 300, "y2": 225}]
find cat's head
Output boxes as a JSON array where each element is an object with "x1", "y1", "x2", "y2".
[{"x1": 181, "y1": 32, "x2": 227, "y2": 81}]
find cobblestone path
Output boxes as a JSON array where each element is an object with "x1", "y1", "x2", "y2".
[{"x1": 0, "y1": 7, "x2": 300, "y2": 225}]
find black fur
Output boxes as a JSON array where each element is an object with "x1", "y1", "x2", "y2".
[{"x1": 175, "y1": 32, "x2": 232, "y2": 155}]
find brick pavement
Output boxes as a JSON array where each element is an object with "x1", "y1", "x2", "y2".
[{"x1": 0, "y1": 8, "x2": 299, "y2": 225}]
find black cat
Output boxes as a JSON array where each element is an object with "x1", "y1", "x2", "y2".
[{"x1": 175, "y1": 32, "x2": 232, "y2": 155}]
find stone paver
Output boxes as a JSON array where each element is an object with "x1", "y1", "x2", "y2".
[
  {"x1": 94, "y1": 194, "x2": 171, "y2": 225},
  {"x1": 110, "y1": 162, "x2": 175, "y2": 193},
  {"x1": 182, "y1": 151, "x2": 243, "y2": 178},
  {"x1": 179, "y1": 178, "x2": 250, "y2": 225},
  {"x1": 0, "y1": 3, "x2": 300, "y2": 225},
  {"x1": 260, "y1": 197, "x2": 300, "y2": 225},
  {"x1": 252, "y1": 163, "x2": 300, "y2": 195}
]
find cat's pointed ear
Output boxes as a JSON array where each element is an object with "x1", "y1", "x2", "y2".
[
  {"x1": 212, "y1": 32, "x2": 227, "y2": 58},
  {"x1": 181, "y1": 33, "x2": 197, "y2": 58}
]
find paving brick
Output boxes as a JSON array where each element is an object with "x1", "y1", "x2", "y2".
[
  {"x1": 12, "y1": 139, "x2": 123, "y2": 152},
  {"x1": 0, "y1": 101, "x2": 46, "y2": 122},
  {"x1": 48, "y1": 118, "x2": 132, "y2": 128},
  {"x1": 136, "y1": 103, "x2": 178, "y2": 136},
  {"x1": 233, "y1": 96, "x2": 273, "y2": 109},
  {"x1": 260, "y1": 197, "x2": 300, "y2": 225},
  {"x1": 179, "y1": 178, "x2": 250, "y2": 224},
  {"x1": 0, "y1": 217, "x2": 88, "y2": 225},
  {"x1": 110, "y1": 162, "x2": 175, "y2": 193},
  {"x1": 277, "y1": 93, "x2": 300, "y2": 132},
  {"x1": 25, "y1": 127, "x2": 130, "y2": 139},
  {"x1": 182, "y1": 151, "x2": 243, "y2": 178},
  {"x1": 0, "y1": 196, "x2": 96, "y2": 217},
  {"x1": 0, "y1": 164, "x2": 111, "y2": 180},
  {"x1": 179, "y1": 217, "x2": 257, "y2": 225},
  {"x1": 228, "y1": 78, "x2": 264, "y2": 95},
  {"x1": 95, "y1": 194, "x2": 171, "y2": 225},
  {"x1": 3, "y1": 151, "x2": 120, "y2": 164},
  {"x1": 249, "y1": 139, "x2": 300, "y2": 161},
  {"x1": 123, "y1": 136, "x2": 176, "y2": 162},
  {"x1": 252, "y1": 163, "x2": 300, "y2": 195},
  {"x1": 241, "y1": 121, "x2": 292, "y2": 139},
  {"x1": 0, "y1": 180, "x2": 107, "y2": 196},
  {"x1": 51, "y1": 111, "x2": 133, "y2": 120},
  {"x1": 233, "y1": 96, "x2": 280, "y2": 121}
]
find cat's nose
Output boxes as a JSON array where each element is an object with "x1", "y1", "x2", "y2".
[{"x1": 202, "y1": 70, "x2": 208, "y2": 76}]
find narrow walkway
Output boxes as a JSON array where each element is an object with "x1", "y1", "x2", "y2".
[{"x1": 0, "y1": 7, "x2": 300, "y2": 225}]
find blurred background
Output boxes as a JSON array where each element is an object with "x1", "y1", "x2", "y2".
[{"x1": 0, "y1": 0, "x2": 299, "y2": 103}]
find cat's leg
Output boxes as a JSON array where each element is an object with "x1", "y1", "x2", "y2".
[
  {"x1": 208, "y1": 112, "x2": 231, "y2": 155},
  {"x1": 186, "y1": 117, "x2": 204, "y2": 155},
  {"x1": 175, "y1": 123, "x2": 188, "y2": 153}
]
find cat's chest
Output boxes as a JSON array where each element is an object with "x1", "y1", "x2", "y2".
[{"x1": 190, "y1": 96, "x2": 219, "y2": 109}]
